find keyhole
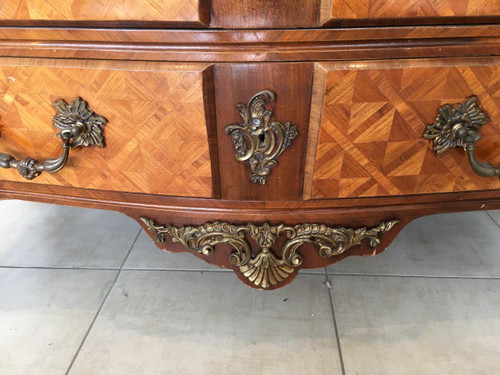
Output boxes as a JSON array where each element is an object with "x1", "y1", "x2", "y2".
[{"x1": 259, "y1": 133, "x2": 266, "y2": 147}]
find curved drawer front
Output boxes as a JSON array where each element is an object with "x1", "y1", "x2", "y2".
[
  {"x1": 322, "y1": 0, "x2": 500, "y2": 25},
  {"x1": 311, "y1": 58, "x2": 500, "y2": 199},
  {"x1": 0, "y1": 0, "x2": 206, "y2": 24},
  {"x1": 0, "y1": 59, "x2": 213, "y2": 198}
]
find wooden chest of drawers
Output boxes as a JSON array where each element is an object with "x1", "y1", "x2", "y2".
[{"x1": 0, "y1": 0, "x2": 499, "y2": 289}]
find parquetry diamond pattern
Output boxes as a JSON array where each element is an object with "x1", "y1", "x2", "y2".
[
  {"x1": 330, "y1": 0, "x2": 500, "y2": 19},
  {"x1": 0, "y1": 0, "x2": 200, "y2": 22},
  {"x1": 313, "y1": 64, "x2": 500, "y2": 199},
  {"x1": 0, "y1": 60, "x2": 212, "y2": 198}
]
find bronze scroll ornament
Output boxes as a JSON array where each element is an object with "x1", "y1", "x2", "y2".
[
  {"x1": 140, "y1": 218, "x2": 400, "y2": 289},
  {"x1": 424, "y1": 96, "x2": 499, "y2": 178},
  {"x1": 225, "y1": 90, "x2": 298, "y2": 184},
  {"x1": 0, "y1": 97, "x2": 107, "y2": 180}
]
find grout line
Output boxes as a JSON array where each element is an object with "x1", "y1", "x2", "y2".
[
  {"x1": 325, "y1": 269, "x2": 346, "y2": 375},
  {"x1": 297, "y1": 270, "x2": 329, "y2": 275},
  {"x1": 0, "y1": 265, "x2": 120, "y2": 271},
  {"x1": 486, "y1": 211, "x2": 500, "y2": 230},
  {"x1": 326, "y1": 272, "x2": 500, "y2": 280},
  {"x1": 65, "y1": 228, "x2": 142, "y2": 375},
  {"x1": 0, "y1": 264, "x2": 326, "y2": 275},
  {"x1": 2, "y1": 265, "x2": 498, "y2": 280},
  {"x1": 121, "y1": 267, "x2": 233, "y2": 272},
  {"x1": 119, "y1": 268, "x2": 328, "y2": 275}
]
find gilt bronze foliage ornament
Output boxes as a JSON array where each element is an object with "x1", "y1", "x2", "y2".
[
  {"x1": 225, "y1": 90, "x2": 298, "y2": 184},
  {"x1": 140, "y1": 218, "x2": 400, "y2": 289},
  {"x1": 423, "y1": 95, "x2": 499, "y2": 178},
  {"x1": 0, "y1": 97, "x2": 107, "y2": 180},
  {"x1": 53, "y1": 97, "x2": 107, "y2": 149}
]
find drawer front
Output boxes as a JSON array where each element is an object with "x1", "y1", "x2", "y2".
[
  {"x1": 322, "y1": 0, "x2": 500, "y2": 25},
  {"x1": 0, "y1": 59, "x2": 213, "y2": 198},
  {"x1": 310, "y1": 58, "x2": 500, "y2": 199},
  {"x1": 0, "y1": 0, "x2": 207, "y2": 24}
]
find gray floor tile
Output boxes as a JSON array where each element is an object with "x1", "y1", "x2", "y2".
[
  {"x1": 0, "y1": 200, "x2": 140, "y2": 268},
  {"x1": 331, "y1": 276, "x2": 500, "y2": 375},
  {"x1": 69, "y1": 271, "x2": 341, "y2": 375},
  {"x1": 124, "y1": 230, "x2": 228, "y2": 271},
  {"x1": 328, "y1": 211, "x2": 500, "y2": 277},
  {"x1": 487, "y1": 210, "x2": 500, "y2": 227},
  {"x1": 0, "y1": 268, "x2": 116, "y2": 375}
]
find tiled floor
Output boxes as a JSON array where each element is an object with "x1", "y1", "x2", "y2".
[{"x1": 0, "y1": 201, "x2": 499, "y2": 375}]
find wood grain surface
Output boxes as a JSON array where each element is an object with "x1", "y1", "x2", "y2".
[
  {"x1": 321, "y1": 0, "x2": 500, "y2": 25},
  {"x1": 311, "y1": 58, "x2": 500, "y2": 199},
  {"x1": 214, "y1": 63, "x2": 314, "y2": 201},
  {"x1": 0, "y1": 26, "x2": 498, "y2": 62},
  {"x1": 211, "y1": 0, "x2": 319, "y2": 28},
  {"x1": 0, "y1": 0, "x2": 208, "y2": 25},
  {"x1": 0, "y1": 59, "x2": 213, "y2": 198}
]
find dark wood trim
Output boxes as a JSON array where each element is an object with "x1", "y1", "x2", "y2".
[
  {"x1": 0, "y1": 26, "x2": 498, "y2": 62},
  {"x1": 0, "y1": 25, "x2": 497, "y2": 43},
  {"x1": 0, "y1": 38, "x2": 497, "y2": 63},
  {"x1": 214, "y1": 63, "x2": 313, "y2": 200},
  {"x1": 202, "y1": 65, "x2": 222, "y2": 199},
  {"x1": 321, "y1": 16, "x2": 500, "y2": 28},
  {"x1": 0, "y1": 180, "x2": 498, "y2": 217}
]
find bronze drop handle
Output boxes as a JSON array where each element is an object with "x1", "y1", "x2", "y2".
[
  {"x1": 0, "y1": 98, "x2": 107, "y2": 180},
  {"x1": 461, "y1": 129, "x2": 500, "y2": 178},
  {"x1": 423, "y1": 96, "x2": 500, "y2": 179}
]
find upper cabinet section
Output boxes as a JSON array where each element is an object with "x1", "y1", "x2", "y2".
[
  {"x1": 0, "y1": 0, "x2": 497, "y2": 28},
  {"x1": 0, "y1": 0, "x2": 210, "y2": 26}
]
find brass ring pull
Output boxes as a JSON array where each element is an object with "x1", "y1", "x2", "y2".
[
  {"x1": 0, "y1": 97, "x2": 107, "y2": 180},
  {"x1": 423, "y1": 96, "x2": 500, "y2": 178}
]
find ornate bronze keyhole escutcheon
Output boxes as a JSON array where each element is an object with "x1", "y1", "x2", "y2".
[{"x1": 225, "y1": 90, "x2": 298, "y2": 184}]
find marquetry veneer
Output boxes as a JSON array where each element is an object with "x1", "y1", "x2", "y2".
[
  {"x1": 0, "y1": 59, "x2": 213, "y2": 197},
  {"x1": 310, "y1": 58, "x2": 500, "y2": 199},
  {"x1": 0, "y1": 0, "x2": 499, "y2": 290}
]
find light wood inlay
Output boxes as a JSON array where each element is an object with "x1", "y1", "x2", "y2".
[
  {"x1": 0, "y1": 59, "x2": 213, "y2": 198},
  {"x1": 304, "y1": 64, "x2": 327, "y2": 200},
  {"x1": 323, "y1": 0, "x2": 500, "y2": 24},
  {"x1": 312, "y1": 58, "x2": 500, "y2": 199},
  {"x1": 0, "y1": 0, "x2": 205, "y2": 23}
]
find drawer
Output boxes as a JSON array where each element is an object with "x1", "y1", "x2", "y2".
[
  {"x1": 308, "y1": 58, "x2": 500, "y2": 199},
  {"x1": 0, "y1": 0, "x2": 209, "y2": 25},
  {"x1": 321, "y1": 0, "x2": 500, "y2": 26},
  {"x1": 0, "y1": 58, "x2": 214, "y2": 198}
]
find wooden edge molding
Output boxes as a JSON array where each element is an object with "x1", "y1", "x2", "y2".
[
  {"x1": 319, "y1": 0, "x2": 333, "y2": 26},
  {"x1": 202, "y1": 65, "x2": 221, "y2": 198},
  {"x1": 0, "y1": 180, "x2": 499, "y2": 215},
  {"x1": 0, "y1": 28, "x2": 498, "y2": 62},
  {"x1": 303, "y1": 63, "x2": 327, "y2": 200},
  {"x1": 140, "y1": 216, "x2": 400, "y2": 290},
  {"x1": 198, "y1": 0, "x2": 211, "y2": 27},
  {"x1": 0, "y1": 26, "x2": 499, "y2": 43}
]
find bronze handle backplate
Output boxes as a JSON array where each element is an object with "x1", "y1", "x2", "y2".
[
  {"x1": 423, "y1": 95, "x2": 499, "y2": 178},
  {"x1": 0, "y1": 97, "x2": 107, "y2": 180}
]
